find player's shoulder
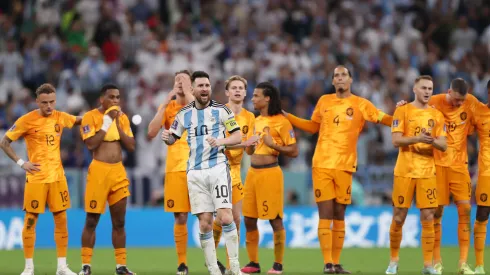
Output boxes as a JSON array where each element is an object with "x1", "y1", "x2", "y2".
[
  {"x1": 176, "y1": 101, "x2": 195, "y2": 116},
  {"x1": 429, "y1": 105, "x2": 444, "y2": 118},
  {"x1": 242, "y1": 108, "x2": 256, "y2": 119},
  {"x1": 82, "y1": 108, "x2": 99, "y2": 118},
  {"x1": 211, "y1": 100, "x2": 233, "y2": 114}
]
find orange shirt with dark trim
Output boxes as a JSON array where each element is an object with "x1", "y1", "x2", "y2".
[
  {"x1": 392, "y1": 104, "x2": 446, "y2": 178},
  {"x1": 80, "y1": 109, "x2": 133, "y2": 141},
  {"x1": 6, "y1": 110, "x2": 77, "y2": 183},
  {"x1": 159, "y1": 100, "x2": 190, "y2": 173},
  {"x1": 311, "y1": 94, "x2": 389, "y2": 172},
  {"x1": 471, "y1": 102, "x2": 490, "y2": 176},
  {"x1": 429, "y1": 94, "x2": 479, "y2": 170},
  {"x1": 254, "y1": 114, "x2": 296, "y2": 156},
  {"x1": 224, "y1": 106, "x2": 256, "y2": 165}
]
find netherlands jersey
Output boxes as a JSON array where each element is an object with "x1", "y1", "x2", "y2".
[{"x1": 170, "y1": 100, "x2": 240, "y2": 171}]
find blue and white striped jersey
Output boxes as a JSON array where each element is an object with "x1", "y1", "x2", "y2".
[{"x1": 170, "y1": 100, "x2": 240, "y2": 171}]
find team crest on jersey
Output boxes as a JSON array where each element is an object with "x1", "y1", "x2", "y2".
[
  {"x1": 82, "y1": 125, "x2": 90, "y2": 134},
  {"x1": 392, "y1": 120, "x2": 399, "y2": 127},
  {"x1": 481, "y1": 193, "x2": 488, "y2": 202},
  {"x1": 428, "y1": 119, "x2": 434, "y2": 128},
  {"x1": 171, "y1": 120, "x2": 178, "y2": 130},
  {"x1": 242, "y1": 125, "x2": 249, "y2": 134},
  {"x1": 346, "y1": 107, "x2": 354, "y2": 116},
  {"x1": 460, "y1": 112, "x2": 467, "y2": 121},
  {"x1": 9, "y1": 124, "x2": 16, "y2": 131},
  {"x1": 54, "y1": 124, "x2": 60, "y2": 133}
]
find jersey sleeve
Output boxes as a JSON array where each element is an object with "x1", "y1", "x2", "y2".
[
  {"x1": 80, "y1": 113, "x2": 96, "y2": 140},
  {"x1": 311, "y1": 97, "x2": 323, "y2": 123},
  {"x1": 466, "y1": 94, "x2": 481, "y2": 115},
  {"x1": 120, "y1": 114, "x2": 134, "y2": 137},
  {"x1": 247, "y1": 114, "x2": 256, "y2": 139},
  {"x1": 434, "y1": 111, "x2": 447, "y2": 137},
  {"x1": 60, "y1": 112, "x2": 77, "y2": 129},
  {"x1": 279, "y1": 119, "x2": 297, "y2": 146},
  {"x1": 5, "y1": 117, "x2": 27, "y2": 141},
  {"x1": 170, "y1": 111, "x2": 186, "y2": 139},
  {"x1": 360, "y1": 98, "x2": 385, "y2": 123},
  {"x1": 391, "y1": 106, "x2": 406, "y2": 133},
  {"x1": 222, "y1": 106, "x2": 240, "y2": 134}
]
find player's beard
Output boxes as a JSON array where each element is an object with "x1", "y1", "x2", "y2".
[{"x1": 196, "y1": 95, "x2": 210, "y2": 106}]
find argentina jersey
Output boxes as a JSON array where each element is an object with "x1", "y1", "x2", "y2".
[{"x1": 170, "y1": 100, "x2": 240, "y2": 171}]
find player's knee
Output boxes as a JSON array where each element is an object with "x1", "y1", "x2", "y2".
[
  {"x1": 434, "y1": 206, "x2": 444, "y2": 219},
  {"x1": 244, "y1": 216, "x2": 258, "y2": 231},
  {"x1": 23, "y1": 212, "x2": 38, "y2": 232},
  {"x1": 85, "y1": 214, "x2": 100, "y2": 231},
  {"x1": 420, "y1": 208, "x2": 435, "y2": 221},
  {"x1": 476, "y1": 206, "x2": 490, "y2": 222},
  {"x1": 393, "y1": 209, "x2": 408, "y2": 225},
  {"x1": 269, "y1": 217, "x2": 284, "y2": 231},
  {"x1": 174, "y1": 212, "x2": 188, "y2": 225},
  {"x1": 53, "y1": 211, "x2": 67, "y2": 229},
  {"x1": 112, "y1": 216, "x2": 125, "y2": 230}
]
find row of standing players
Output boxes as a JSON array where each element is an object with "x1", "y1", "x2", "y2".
[{"x1": 0, "y1": 66, "x2": 489, "y2": 275}]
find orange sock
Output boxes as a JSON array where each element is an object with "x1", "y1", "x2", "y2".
[
  {"x1": 22, "y1": 213, "x2": 38, "y2": 259},
  {"x1": 318, "y1": 219, "x2": 333, "y2": 264},
  {"x1": 457, "y1": 204, "x2": 471, "y2": 264},
  {"x1": 53, "y1": 211, "x2": 68, "y2": 258},
  {"x1": 433, "y1": 217, "x2": 442, "y2": 264},
  {"x1": 389, "y1": 219, "x2": 404, "y2": 261},
  {"x1": 474, "y1": 219, "x2": 488, "y2": 266},
  {"x1": 213, "y1": 221, "x2": 222, "y2": 248},
  {"x1": 174, "y1": 224, "x2": 188, "y2": 265},
  {"x1": 81, "y1": 247, "x2": 93, "y2": 265},
  {"x1": 115, "y1": 248, "x2": 126, "y2": 265},
  {"x1": 273, "y1": 230, "x2": 286, "y2": 264},
  {"x1": 246, "y1": 230, "x2": 259, "y2": 263},
  {"x1": 421, "y1": 220, "x2": 435, "y2": 266},
  {"x1": 332, "y1": 220, "x2": 345, "y2": 264}
]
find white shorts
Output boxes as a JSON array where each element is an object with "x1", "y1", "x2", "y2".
[{"x1": 187, "y1": 162, "x2": 232, "y2": 215}]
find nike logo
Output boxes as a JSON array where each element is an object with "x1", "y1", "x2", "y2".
[
  {"x1": 483, "y1": 122, "x2": 487, "y2": 125},
  {"x1": 408, "y1": 120, "x2": 415, "y2": 122},
  {"x1": 35, "y1": 129, "x2": 40, "y2": 132},
  {"x1": 429, "y1": 201, "x2": 435, "y2": 204},
  {"x1": 62, "y1": 204, "x2": 67, "y2": 207},
  {"x1": 262, "y1": 214, "x2": 267, "y2": 216}
]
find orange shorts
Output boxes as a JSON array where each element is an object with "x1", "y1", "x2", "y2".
[
  {"x1": 312, "y1": 168, "x2": 353, "y2": 204},
  {"x1": 476, "y1": 175, "x2": 490, "y2": 206},
  {"x1": 85, "y1": 160, "x2": 130, "y2": 214},
  {"x1": 24, "y1": 178, "x2": 71, "y2": 213},
  {"x1": 393, "y1": 176, "x2": 437, "y2": 209},
  {"x1": 164, "y1": 171, "x2": 190, "y2": 212},
  {"x1": 435, "y1": 165, "x2": 471, "y2": 205},
  {"x1": 230, "y1": 164, "x2": 244, "y2": 204},
  {"x1": 242, "y1": 164, "x2": 283, "y2": 220}
]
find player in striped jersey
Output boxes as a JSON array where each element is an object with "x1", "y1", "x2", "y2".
[{"x1": 162, "y1": 71, "x2": 243, "y2": 275}]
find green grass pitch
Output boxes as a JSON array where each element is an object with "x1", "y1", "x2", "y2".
[{"x1": 0, "y1": 247, "x2": 488, "y2": 275}]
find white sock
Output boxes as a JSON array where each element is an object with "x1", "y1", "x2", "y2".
[
  {"x1": 25, "y1": 258, "x2": 34, "y2": 268},
  {"x1": 200, "y1": 231, "x2": 219, "y2": 271},
  {"x1": 57, "y1": 257, "x2": 66, "y2": 267},
  {"x1": 116, "y1": 264, "x2": 125, "y2": 269},
  {"x1": 222, "y1": 222, "x2": 239, "y2": 262},
  {"x1": 82, "y1": 263, "x2": 91, "y2": 267}
]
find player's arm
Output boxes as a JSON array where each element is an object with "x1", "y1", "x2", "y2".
[
  {"x1": 164, "y1": 112, "x2": 186, "y2": 145},
  {"x1": 264, "y1": 121, "x2": 299, "y2": 158},
  {"x1": 282, "y1": 111, "x2": 320, "y2": 134},
  {"x1": 208, "y1": 107, "x2": 242, "y2": 147},
  {"x1": 361, "y1": 99, "x2": 393, "y2": 127},
  {"x1": 391, "y1": 106, "x2": 432, "y2": 148},
  {"x1": 116, "y1": 114, "x2": 136, "y2": 152},
  {"x1": 0, "y1": 122, "x2": 40, "y2": 173},
  {"x1": 83, "y1": 109, "x2": 118, "y2": 150},
  {"x1": 148, "y1": 91, "x2": 176, "y2": 139},
  {"x1": 392, "y1": 132, "x2": 424, "y2": 148},
  {"x1": 431, "y1": 113, "x2": 447, "y2": 152}
]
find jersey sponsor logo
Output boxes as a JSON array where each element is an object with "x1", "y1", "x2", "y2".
[
  {"x1": 82, "y1": 125, "x2": 90, "y2": 134},
  {"x1": 171, "y1": 120, "x2": 178, "y2": 130},
  {"x1": 392, "y1": 120, "x2": 399, "y2": 127}
]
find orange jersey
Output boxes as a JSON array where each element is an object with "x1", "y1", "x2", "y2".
[
  {"x1": 159, "y1": 100, "x2": 190, "y2": 173},
  {"x1": 254, "y1": 115, "x2": 296, "y2": 156},
  {"x1": 6, "y1": 110, "x2": 77, "y2": 183},
  {"x1": 225, "y1": 106, "x2": 255, "y2": 165},
  {"x1": 472, "y1": 102, "x2": 490, "y2": 176},
  {"x1": 392, "y1": 104, "x2": 446, "y2": 178},
  {"x1": 311, "y1": 94, "x2": 388, "y2": 172},
  {"x1": 81, "y1": 109, "x2": 133, "y2": 141},
  {"x1": 429, "y1": 94, "x2": 479, "y2": 168}
]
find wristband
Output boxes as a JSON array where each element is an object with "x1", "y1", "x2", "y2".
[
  {"x1": 17, "y1": 159, "x2": 25, "y2": 167},
  {"x1": 101, "y1": 115, "x2": 113, "y2": 132}
]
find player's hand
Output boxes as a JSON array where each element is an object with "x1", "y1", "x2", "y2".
[
  {"x1": 244, "y1": 135, "x2": 260, "y2": 147},
  {"x1": 161, "y1": 129, "x2": 171, "y2": 142},
  {"x1": 417, "y1": 132, "x2": 434, "y2": 144},
  {"x1": 263, "y1": 127, "x2": 275, "y2": 148},
  {"x1": 106, "y1": 106, "x2": 120, "y2": 119},
  {"x1": 182, "y1": 76, "x2": 193, "y2": 94},
  {"x1": 22, "y1": 162, "x2": 41, "y2": 174},
  {"x1": 206, "y1": 136, "x2": 221, "y2": 147},
  {"x1": 396, "y1": 100, "x2": 408, "y2": 108}
]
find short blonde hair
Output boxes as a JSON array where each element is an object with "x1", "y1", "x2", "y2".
[
  {"x1": 35, "y1": 83, "x2": 56, "y2": 97},
  {"x1": 225, "y1": 75, "x2": 247, "y2": 90},
  {"x1": 414, "y1": 75, "x2": 433, "y2": 83}
]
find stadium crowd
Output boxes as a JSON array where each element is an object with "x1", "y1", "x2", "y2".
[{"x1": 0, "y1": 0, "x2": 489, "y2": 205}]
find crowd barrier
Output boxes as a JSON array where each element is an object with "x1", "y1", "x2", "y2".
[{"x1": 0, "y1": 206, "x2": 473, "y2": 250}]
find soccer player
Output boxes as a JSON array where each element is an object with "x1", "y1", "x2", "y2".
[
  {"x1": 79, "y1": 84, "x2": 136, "y2": 275},
  {"x1": 213, "y1": 75, "x2": 258, "y2": 273},
  {"x1": 0, "y1": 83, "x2": 81, "y2": 275},
  {"x1": 396, "y1": 78, "x2": 478, "y2": 274},
  {"x1": 240, "y1": 82, "x2": 298, "y2": 275},
  {"x1": 161, "y1": 71, "x2": 243, "y2": 275},
  {"x1": 470, "y1": 79, "x2": 490, "y2": 275},
  {"x1": 386, "y1": 75, "x2": 447, "y2": 275},
  {"x1": 283, "y1": 66, "x2": 392, "y2": 274},
  {"x1": 147, "y1": 70, "x2": 194, "y2": 275}
]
